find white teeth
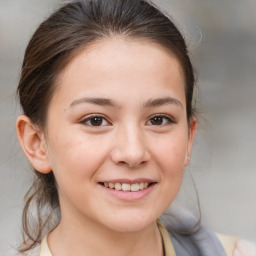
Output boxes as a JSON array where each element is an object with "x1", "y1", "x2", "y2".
[
  {"x1": 139, "y1": 182, "x2": 145, "y2": 190},
  {"x1": 109, "y1": 183, "x2": 115, "y2": 189},
  {"x1": 115, "y1": 183, "x2": 122, "y2": 190},
  {"x1": 122, "y1": 183, "x2": 131, "y2": 191},
  {"x1": 102, "y1": 182, "x2": 152, "y2": 191},
  {"x1": 131, "y1": 183, "x2": 140, "y2": 192}
]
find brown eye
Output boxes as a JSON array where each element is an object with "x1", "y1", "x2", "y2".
[
  {"x1": 147, "y1": 115, "x2": 174, "y2": 126},
  {"x1": 81, "y1": 115, "x2": 109, "y2": 127},
  {"x1": 151, "y1": 116, "x2": 164, "y2": 125},
  {"x1": 89, "y1": 117, "x2": 103, "y2": 126}
]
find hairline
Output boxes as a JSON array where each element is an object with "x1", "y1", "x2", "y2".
[{"x1": 40, "y1": 36, "x2": 187, "y2": 134}]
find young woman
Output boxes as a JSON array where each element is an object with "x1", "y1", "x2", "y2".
[{"x1": 16, "y1": 0, "x2": 255, "y2": 255}]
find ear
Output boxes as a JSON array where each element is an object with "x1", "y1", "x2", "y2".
[
  {"x1": 16, "y1": 115, "x2": 52, "y2": 174},
  {"x1": 185, "y1": 117, "x2": 197, "y2": 167}
]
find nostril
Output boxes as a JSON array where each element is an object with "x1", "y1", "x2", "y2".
[
  {"x1": 119, "y1": 161, "x2": 127, "y2": 166},
  {"x1": 111, "y1": 148, "x2": 151, "y2": 167},
  {"x1": 117, "y1": 160, "x2": 148, "y2": 168}
]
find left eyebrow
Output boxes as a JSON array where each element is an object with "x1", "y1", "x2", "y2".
[
  {"x1": 70, "y1": 97, "x2": 121, "y2": 108},
  {"x1": 143, "y1": 97, "x2": 183, "y2": 110}
]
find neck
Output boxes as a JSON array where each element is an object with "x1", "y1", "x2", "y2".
[{"x1": 48, "y1": 213, "x2": 163, "y2": 256}]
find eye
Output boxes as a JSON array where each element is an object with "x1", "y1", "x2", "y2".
[
  {"x1": 146, "y1": 115, "x2": 175, "y2": 126},
  {"x1": 80, "y1": 115, "x2": 110, "y2": 127}
]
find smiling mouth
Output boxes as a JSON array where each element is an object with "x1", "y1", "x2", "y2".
[{"x1": 99, "y1": 182, "x2": 155, "y2": 192}]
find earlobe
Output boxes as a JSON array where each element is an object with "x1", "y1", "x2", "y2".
[
  {"x1": 184, "y1": 153, "x2": 190, "y2": 167},
  {"x1": 16, "y1": 115, "x2": 52, "y2": 174},
  {"x1": 185, "y1": 117, "x2": 197, "y2": 167}
]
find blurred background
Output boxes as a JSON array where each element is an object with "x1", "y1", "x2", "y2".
[{"x1": 0, "y1": 0, "x2": 255, "y2": 254}]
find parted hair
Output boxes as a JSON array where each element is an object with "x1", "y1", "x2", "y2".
[{"x1": 17, "y1": 0, "x2": 196, "y2": 253}]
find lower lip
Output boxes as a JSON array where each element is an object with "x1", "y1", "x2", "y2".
[{"x1": 99, "y1": 184, "x2": 156, "y2": 201}]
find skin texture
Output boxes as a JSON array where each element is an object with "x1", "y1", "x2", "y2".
[{"x1": 17, "y1": 38, "x2": 197, "y2": 256}]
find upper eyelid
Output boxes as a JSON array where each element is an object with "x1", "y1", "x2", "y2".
[
  {"x1": 80, "y1": 114, "x2": 111, "y2": 124},
  {"x1": 150, "y1": 113, "x2": 171, "y2": 117},
  {"x1": 148, "y1": 113, "x2": 175, "y2": 120},
  {"x1": 81, "y1": 113, "x2": 109, "y2": 120}
]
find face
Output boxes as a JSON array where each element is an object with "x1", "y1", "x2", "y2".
[{"x1": 40, "y1": 38, "x2": 196, "y2": 232}]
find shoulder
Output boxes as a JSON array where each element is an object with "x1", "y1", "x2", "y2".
[{"x1": 217, "y1": 233, "x2": 256, "y2": 256}]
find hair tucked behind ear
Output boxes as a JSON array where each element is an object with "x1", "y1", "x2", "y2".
[{"x1": 17, "y1": 0, "x2": 196, "y2": 253}]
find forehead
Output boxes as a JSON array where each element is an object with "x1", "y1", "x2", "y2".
[
  {"x1": 59, "y1": 37, "x2": 184, "y2": 77},
  {"x1": 53, "y1": 37, "x2": 185, "y2": 104}
]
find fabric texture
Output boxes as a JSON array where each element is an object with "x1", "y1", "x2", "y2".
[
  {"x1": 40, "y1": 236, "x2": 52, "y2": 256},
  {"x1": 168, "y1": 226, "x2": 226, "y2": 256},
  {"x1": 157, "y1": 220, "x2": 176, "y2": 256}
]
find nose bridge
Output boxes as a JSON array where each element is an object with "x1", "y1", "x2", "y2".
[{"x1": 111, "y1": 122, "x2": 150, "y2": 167}]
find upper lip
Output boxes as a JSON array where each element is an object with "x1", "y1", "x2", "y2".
[{"x1": 98, "y1": 178, "x2": 156, "y2": 184}]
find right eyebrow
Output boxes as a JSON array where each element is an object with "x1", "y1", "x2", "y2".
[
  {"x1": 143, "y1": 97, "x2": 183, "y2": 110},
  {"x1": 69, "y1": 97, "x2": 121, "y2": 108}
]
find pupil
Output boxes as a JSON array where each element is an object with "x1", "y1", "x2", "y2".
[
  {"x1": 91, "y1": 117, "x2": 102, "y2": 126},
  {"x1": 152, "y1": 116, "x2": 163, "y2": 125}
]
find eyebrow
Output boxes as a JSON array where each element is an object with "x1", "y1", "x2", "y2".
[
  {"x1": 70, "y1": 96, "x2": 183, "y2": 110},
  {"x1": 143, "y1": 97, "x2": 183, "y2": 109},
  {"x1": 70, "y1": 97, "x2": 121, "y2": 108}
]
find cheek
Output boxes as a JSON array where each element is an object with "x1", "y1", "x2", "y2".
[
  {"x1": 149, "y1": 130, "x2": 188, "y2": 203},
  {"x1": 46, "y1": 130, "x2": 110, "y2": 183},
  {"x1": 150, "y1": 132, "x2": 188, "y2": 172}
]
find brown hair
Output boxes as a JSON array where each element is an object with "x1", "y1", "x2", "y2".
[{"x1": 17, "y1": 0, "x2": 196, "y2": 252}]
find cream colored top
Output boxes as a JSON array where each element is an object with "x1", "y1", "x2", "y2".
[
  {"x1": 157, "y1": 220, "x2": 176, "y2": 256},
  {"x1": 40, "y1": 235, "x2": 52, "y2": 256}
]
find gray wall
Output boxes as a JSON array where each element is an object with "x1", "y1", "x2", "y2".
[{"x1": 1, "y1": 0, "x2": 255, "y2": 254}]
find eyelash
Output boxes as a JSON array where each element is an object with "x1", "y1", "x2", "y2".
[
  {"x1": 146, "y1": 114, "x2": 176, "y2": 126},
  {"x1": 80, "y1": 114, "x2": 175, "y2": 127},
  {"x1": 80, "y1": 114, "x2": 111, "y2": 127}
]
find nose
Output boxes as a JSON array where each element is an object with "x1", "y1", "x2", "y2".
[{"x1": 110, "y1": 125, "x2": 151, "y2": 168}]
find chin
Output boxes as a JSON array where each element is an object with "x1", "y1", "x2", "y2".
[
  {"x1": 101, "y1": 211, "x2": 159, "y2": 233},
  {"x1": 107, "y1": 221, "x2": 152, "y2": 233}
]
